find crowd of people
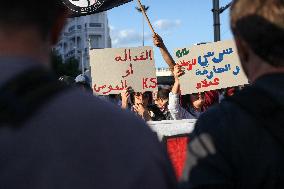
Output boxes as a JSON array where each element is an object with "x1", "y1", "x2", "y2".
[
  {"x1": 63, "y1": 36, "x2": 237, "y2": 122},
  {"x1": 0, "y1": 0, "x2": 283, "y2": 188}
]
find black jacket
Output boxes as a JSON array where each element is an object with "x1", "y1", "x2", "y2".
[
  {"x1": 0, "y1": 58, "x2": 177, "y2": 189},
  {"x1": 181, "y1": 73, "x2": 284, "y2": 189}
]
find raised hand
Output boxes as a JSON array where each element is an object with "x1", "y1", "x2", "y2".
[
  {"x1": 121, "y1": 87, "x2": 131, "y2": 109},
  {"x1": 153, "y1": 34, "x2": 164, "y2": 48},
  {"x1": 173, "y1": 65, "x2": 185, "y2": 79}
]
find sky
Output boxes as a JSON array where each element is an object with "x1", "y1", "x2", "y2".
[{"x1": 107, "y1": 0, "x2": 233, "y2": 68}]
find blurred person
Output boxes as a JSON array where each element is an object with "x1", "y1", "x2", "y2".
[
  {"x1": 168, "y1": 65, "x2": 205, "y2": 120},
  {"x1": 0, "y1": 1, "x2": 177, "y2": 189},
  {"x1": 181, "y1": 0, "x2": 284, "y2": 188},
  {"x1": 121, "y1": 88, "x2": 166, "y2": 121}
]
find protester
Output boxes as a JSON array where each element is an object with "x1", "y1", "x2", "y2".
[
  {"x1": 153, "y1": 34, "x2": 219, "y2": 109},
  {"x1": 154, "y1": 88, "x2": 173, "y2": 120},
  {"x1": 181, "y1": 0, "x2": 284, "y2": 188},
  {"x1": 121, "y1": 88, "x2": 166, "y2": 121},
  {"x1": 0, "y1": 1, "x2": 177, "y2": 188},
  {"x1": 168, "y1": 65, "x2": 205, "y2": 120}
]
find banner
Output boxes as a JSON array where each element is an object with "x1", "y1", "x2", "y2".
[
  {"x1": 90, "y1": 46, "x2": 158, "y2": 95},
  {"x1": 174, "y1": 40, "x2": 248, "y2": 94}
]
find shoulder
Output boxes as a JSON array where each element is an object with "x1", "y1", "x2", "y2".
[
  {"x1": 29, "y1": 88, "x2": 169, "y2": 165},
  {"x1": 31, "y1": 88, "x2": 157, "y2": 143},
  {"x1": 23, "y1": 89, "x2": 177, "y2": 188},
  {"x1": 194, "y1": 99, "x2": 242, "y2": 137}
]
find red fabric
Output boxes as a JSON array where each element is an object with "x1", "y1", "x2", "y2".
[
  {"x1": 180, "y1": 90, "x2": 219, "y2": 112},
  {"x1": 203, "y1": 90, "x2": 219, "y2": 110},
  {"x1": 227, "y1": 87, "x2": 236, "y2": 96},
  {"x1": 166, "y1": 136, "x2": 190, "y2": 180}
]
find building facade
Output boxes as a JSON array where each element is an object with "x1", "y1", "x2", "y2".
[{"x1": 55, "y1": 12, "x2": 112, "y2": 72}]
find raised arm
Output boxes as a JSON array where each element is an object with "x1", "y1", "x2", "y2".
[
  {"x1": 168, "y1": 65, "x2": 192, "y2": 120},
  {"x1": 153, "y1": 34, "x2": 176, "y2": 71},
  {"x1": 172, "y1": 65, "x2": 183, "y2": 94}
]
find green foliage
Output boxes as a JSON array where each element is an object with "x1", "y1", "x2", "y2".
[{"x1": 51, "y1": 50, "x2": 81, "y2": 78}]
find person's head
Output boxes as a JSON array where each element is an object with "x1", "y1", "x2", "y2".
[
  {"x1": 230, "y1": 0, "x2": 284, "y2": 82},
  {"x1": 155, "y1": 89, "x2": 170, "y2": 109},
  {"x1": 0, "y1": 0, "x2": 69, "y2": 63},
  {"x1": 181, "y1": 93, "x2": 205, "y2": 111},
  {"x1": 131, "y1": 92, "x2": 150, "y2": 106},
  {"x1": 190, "y1": 93, "x2": 205, "y2": 110}
]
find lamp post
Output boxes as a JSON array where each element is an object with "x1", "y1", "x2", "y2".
[
  {"x1": 136, "y1": 5, "x2": 149, "y2": 46},
  {"x1": 212, "y1": 0, "x2": 232, "y2": 42}
]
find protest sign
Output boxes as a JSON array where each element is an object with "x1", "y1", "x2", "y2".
[
  {"x1": 90, "y1": 46, "x2": 158, "y2": 95},
  {"x1": 174, "y1": 40, "x2": 248, "y2": 94}
]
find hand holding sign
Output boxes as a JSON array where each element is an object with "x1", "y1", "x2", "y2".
[{"x1": 173, "y1": 65, "x2": 185, "y2": 79}]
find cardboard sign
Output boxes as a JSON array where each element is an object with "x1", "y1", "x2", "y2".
[
  {"x1": 174, "y1": 40, "x2": 248, "y2": 94},
  {"x1": 90, "y1": 46, "x2": 158, "y2": 95}
]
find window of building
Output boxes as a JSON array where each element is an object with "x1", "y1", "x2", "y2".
[
  {"x1": 89, "y1": 23, "x2": 102, "y2": 27},
  {"x1": 68, "y1": 25, "x2": 75, "y2": 32},
  {"x1": 77, "y1": 25, "x2": 82, "y2": 30},
  {"x1": 89, "y1": 35, "x2": 102, "y2": 48}
]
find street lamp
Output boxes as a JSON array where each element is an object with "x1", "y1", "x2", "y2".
[{"x1": 136, "y1": 5, "x2": 149, "y2": 46}]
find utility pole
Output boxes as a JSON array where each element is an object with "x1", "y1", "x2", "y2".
[
  {"x1": 136, "y1": 5, "x2": 149, "y2": 46},
  {"x1": 212, "y1": 0, "x2": 232, "y2": 42}
]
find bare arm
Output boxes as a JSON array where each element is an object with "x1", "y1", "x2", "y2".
[
  {"x1": 153, "y1": 34, "x2": 176, "y2": 71},
  {"x1": 168, "y1": 65, "x2": 192, "y2": 120},
  {"x1": 172, "y1": 65, "x2": 184, "y2": 94}
]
